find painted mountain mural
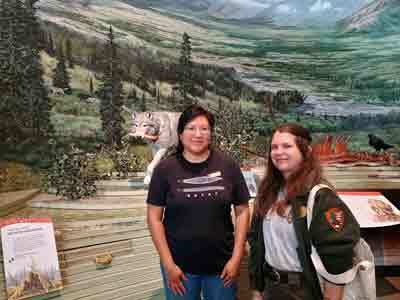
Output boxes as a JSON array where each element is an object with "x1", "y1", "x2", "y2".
[
  {"x1": 339, "y1": 0, "x2": 400, "y2": 32},
  {"x1": 35, "y1": 0, "x2": 400, "y2": 98},
  {"x1": 143, "y1": 0, "x2": 370, "y2": 24},
  {"x1": 1, "y1": 0, "x2": 400, "y2": 172}
]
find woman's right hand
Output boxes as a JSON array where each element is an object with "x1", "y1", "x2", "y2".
[
  {"x1": 251, "y1": 290, "x2": 264, "y2": 300},
  {"x1": 165, "y1": 263, "x2": 188, "y2": 296}
]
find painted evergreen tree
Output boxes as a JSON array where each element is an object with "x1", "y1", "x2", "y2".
[
  {"x1": 65, "y1": 38, "x2": 74, "y2": 68},
  {"x1": 156, "y1": 85, "x2": 160, "y2": 104},
  {"x1": 125, "y1": 86, "x2": 137, "y2": 109},
  {"x1": 89, "y1": 76, "x2": 94, "y2": 95},
  {"x1": 139, "y1": 92, "x2": 146, "y2": 112},
  {"x1": 0, "y1": 0, "x2": 25, "y2": 142},
  {"x1": 53, "y1": 46, "x2": 70, "y2": 90},
  {"x1": 0, "y1": 0, "x2": 53, "y2": 143},
  {"x1": 24, "y1": 0, "x2": 40, "y2": 49},
  {"x1": 177, "y1": 32, "x2": 194, "y2": 110},
  {"x1": 218, "y1": 97, "x2": 224, "y2": 111},
  {"x1": 24, "y1": 0, "x2": 54, "y2": 138},
  {"x1": 98, "y1": 26, "x2": 124, "y2": 146},
  {"x1": 36, "y1": 26, "x2": 46, "y2": 51},
  {"x1": 47, "y1": 32, "x2": 55, "y2": 56}
]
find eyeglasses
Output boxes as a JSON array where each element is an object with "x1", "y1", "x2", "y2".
[{"x1": 184, "y1": 126, "x2": 211, "y2": 135}]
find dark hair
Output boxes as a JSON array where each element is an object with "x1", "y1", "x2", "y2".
[
  {"x1": 254, "y1": 123, "x2": 326, "y2": 217},
  {"x1": 176, "y1": 104, "x2": 215, "y2": 154}
]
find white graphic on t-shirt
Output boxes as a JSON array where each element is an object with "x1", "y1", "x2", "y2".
[
  {"x1": 179, "y1": 172, "x2": 224, "y2": 199},
  {"x1": 182, "y1": 186, "x2": 225, "y2": 193},
  {"x1": 183, "y1": 175, "x2": 222, "y2": 185},
  {"x1": 208, "y1": 171, "x2": 221, "y2": 177}
]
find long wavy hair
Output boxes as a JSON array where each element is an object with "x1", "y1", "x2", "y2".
[{"x1": 254, "y1": 123, "x2": 325, "y2": 217}]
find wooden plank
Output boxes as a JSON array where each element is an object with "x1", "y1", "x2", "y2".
[
  {"x1": 29, "y1": 201, "x2": 146, "y2": 210},
  {"x1": 325, "y1": 172, "x2": 400, "y2": 178},
  {"x1": 120, "y1": 288, "x2": 164, "y2": 300},
  {"x1": 325, "y1": 167, "x2": 400, "y2": 175},
  {"x1": 324, "y1": 168, "x2": 400, "y2": 173},
  {"x1": 67, "y1": 237, "x2": 152, "y2": 256},
  {"x1": 59, "y1": 244, "x2": 155, "y2": 271},
  {"x1": 58, "y1": 240, "x2": 134, "y2": 260},
  {"x1": 95, "y1": 186, "x2": 146, "y2": 191},
  {"x1": 331, "y1": 179, "x2": 400, "y2": 190},
  {"x1": 95, "y1": 191, "x2": 147, "y2": 197},
  {"x1": 55, "y1": 217, "x2": 145, "y2": 229},
  {"x1": 95, "y1": 177, "x2": 146, "y2": 187},
  {"x1": 57, "y1": 230, "x2": 150, "y2": 250},
  {"x1": 56, "y1": 272, "x2": 160, "y2": 300},
  {"x1": 0, "y1": 189, "x2": 40, "y2": 207},
  {"x1": 63, "y1": 252, "x2": 159, "y2": 280},
  {"x1": 78, "y1": 279, "x2": 163, "y2": 300},
  {"x1": 58, "y1": 238, "x2": 152, "y2": 262},
  {"x1": 58, "y1": 224, "x2": 148, "y2": 241},
  {"x1": 0, "y1": 202, "x2": 26, "y2": 218},
  {"x1": 61, "y1": 266, "x2": 160, "y2": 293},
  {"x1": 323, "y1": 166, "x2": 400, "y2": 171},
  {"x1": 0, "y1": 189, "x2": 40, "y2": 217},
  {"x1": 61, "y1": 250, "x2": 158, "y2": 278}
]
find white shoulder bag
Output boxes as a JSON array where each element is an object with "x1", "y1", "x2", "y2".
[{"x1": 307, "y1": 184, "x2": 376, "y2": 300}]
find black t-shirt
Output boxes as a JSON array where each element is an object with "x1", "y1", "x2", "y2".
[{"x1": 147, "y1": 149, "x2": 250, "y2": 275}]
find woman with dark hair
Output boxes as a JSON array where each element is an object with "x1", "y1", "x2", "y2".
[
  {"x1": 248, "y1": 123, "x2": 360, "y2": 300},
  {"x1": 147, "y1": 104, "x2": 250, "y2": 300}
]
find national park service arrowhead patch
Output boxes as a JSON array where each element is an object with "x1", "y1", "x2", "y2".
[{"x1": 325, "y1": 208, "x2": 345, "y2": 232}]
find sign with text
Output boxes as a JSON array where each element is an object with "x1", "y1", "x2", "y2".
[
  {"x1": 338, "y1": 191, "x2": 400, "y2": 228},
  {"x1": 0, "y1": 218, "x2": 63, "y2": 300},
  {"x1": 242, "y1": 171, "x2": 258, "y2": 198}
]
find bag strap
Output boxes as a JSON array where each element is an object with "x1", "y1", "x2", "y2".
[
  {"x1": 307, "y1": 184, "x2": 331, "y2": 229},
  {"x1": 307, "y1": 184, "x2": 369, "y2": 284}
]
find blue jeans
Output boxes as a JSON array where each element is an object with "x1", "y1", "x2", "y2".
[{"x1": 160, "y1": 265, "x2": 237, "y2": 300}]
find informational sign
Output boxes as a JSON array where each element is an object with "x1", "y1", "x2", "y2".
[
  {"x1": 242, "y1": 171, "x2": 258, "y2": 198},
  {"x1": 0, "y1": 218, "x2": 63, "y2": 300},
  {"x1": 338, "y1": 191, "x2": 400, "y2": 228}
]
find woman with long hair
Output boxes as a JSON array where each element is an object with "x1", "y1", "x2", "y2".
[{"x1": 248, "y1": 123, "x2": 360, "y2": 300}]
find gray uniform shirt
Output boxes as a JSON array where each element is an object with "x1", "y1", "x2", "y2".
[{"x1": 263, "y1": 192, "x2": 302, "y2": 272}]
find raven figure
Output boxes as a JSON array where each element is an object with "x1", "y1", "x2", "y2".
[{"x1": 368, "y1": 134, "x2": 394, "y2": 152}]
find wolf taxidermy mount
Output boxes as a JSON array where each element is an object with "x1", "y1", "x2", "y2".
[{"x1": 129, "y1": 112, "x2": 181, "y2": 184}]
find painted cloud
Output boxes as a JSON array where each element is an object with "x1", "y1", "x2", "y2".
[
  {"x1": 310, "y1": 0, "x2": 332, "y2": 13},
  {"x1": 276, "y1": 4, "x2": 297, "y2": 14}
]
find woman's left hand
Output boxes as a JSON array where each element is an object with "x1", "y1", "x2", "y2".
[{"x1": 221, "y1": 257, "x2": 241, "y2": 287}]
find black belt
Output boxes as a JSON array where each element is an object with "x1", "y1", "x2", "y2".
[{"x1": 267, "y1": 268, "x2": 303, "y2": 287}]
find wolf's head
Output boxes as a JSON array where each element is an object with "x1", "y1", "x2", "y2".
[{"x1": 129, "y1": 112, "x2": 161, "y2": 139}]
